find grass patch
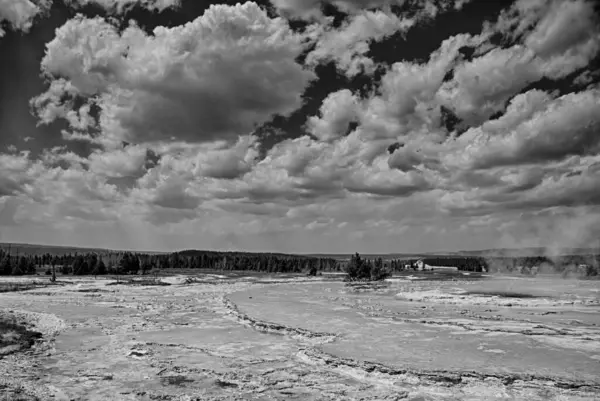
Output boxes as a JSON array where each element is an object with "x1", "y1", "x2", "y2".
[
  {"x1": 345, "y1": 282, "x2": 389, "y2": 291},
  {"x1": 106, "y1": 278, "x2": 171, "y2": 286},
  {"x1": 0, "y1": 283, "x2": 40, "y2": 293},
  {"x1": 0, "y1": 315, "x2": 42, "y2": 356},
  {"x1": 160, "y1": 375, "x2": 194, "y2": 386},
  {"x1": 463, "y1": 291, "x2": 545, "y2": 299},
  {"x1": 183, "y1": 277, "x2": 201, "y2": 285},
  {"x1": 0, "y1": 280, "x2": 62, "y2": 293},
  {"x1": 0, "y1": 280, "x2": 73, "y2": 293},
  {"x1": 214, "y1": 379, "x2": 238, "y2": 388}
]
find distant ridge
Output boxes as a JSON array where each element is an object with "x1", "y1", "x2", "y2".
[
  {"x1": 0, "y1": 242, "x2": 597, "y2": 258},
  {"x1": 306, "y1": 247, "x2": 600, "y2": 259},
  {"x1": 177, "y1": 249, "x2": 315, "y2": 259},
  {"x1": 454, "y1": 247, "x2": 600, "y2": 257},
  {"x1": 0, "y1": 242, "x2": 165, "y2": 256},
  {"x1": 306, "y1": 253, "x2": 429, "y2": 260}
]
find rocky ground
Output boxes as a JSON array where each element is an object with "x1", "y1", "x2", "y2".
[{"x1": 0, "y1": 273, "x2": 599, "y2": 400}]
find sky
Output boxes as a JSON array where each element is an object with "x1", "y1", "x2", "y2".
[{"x1": 0, "y1": 0, "x2": 599, "y2": 254}]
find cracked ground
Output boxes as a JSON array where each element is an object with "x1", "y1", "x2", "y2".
[{"x1": 0, "y1": 273, "x2": 599, "y2": 400}]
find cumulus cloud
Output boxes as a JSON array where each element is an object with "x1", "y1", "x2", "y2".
[
  {"x1": 343, "y1": 158, "x2": 430, "y2": 196},
  {"x1": 388, "y1": 143, "x2": 442, "y2": 173},
  {"x1": 476, "y1": 89, "x2": 553, "y2": 136},
  {"x1": 32, "y1": 3, "x2": 315, "y2": 146},
  {"x1": 438, "y1": 46, "x2": 541, "y2": 125},
  {"x1": 38, "y1": 144, "x2": 148, "y2": 178},
  {"x1": 6, "y1": 0, "x2": 600, "y2": 251},
  {"x1": 573, "y1": 70, "x2": 599, "y2": 88},
  {"x1": 118, "y1": 149, "x2": 213, "y2": 224},
  {"x1": 69, "y1": 0, "x2": 180, "y2": 13},
  {"x1": 40, "y1": 146, "x2": 88, "y2": 168},
  {"x1": 269, "y1": 0, "x2": 322, "y2": 20},
  {"x1": 0, "y1": 152, "x2": 34, "y2": 197},
  {"x1": 457, "y1": 89, "x2": 600, "y2": 169},
  {"x1": 305, "y1": 89, "x2": 361, "y2": 141},
  {"x1": 189, "y1": 129, "x2": 437, "y2": 208},
  {"x1": 439, "y1": 155, "x2": 600, "y2": 220},
  {"x1": 0, "y1": 153, "x2": 124, "y2": 226},
  {"x1": 0, "y1": 0, "x2": 180, "y2": 38},
  {"x1": 306, "y1": 9, "x2": 415, "y2": 77},
  {"x1": 523, "y1": 0, "x2": 598, "y2": 58},
  {"x1": 489, "y1": 0, "x2": 600, "y2": 78},
  {"x1": 270, "y1": 0, "x2": 471, "y2": 21},
  {"x1": 299, "y1": 1, "x2": 480, "y2": 76},
  {"x1": 438, "y1": 0, "x2": 600, "y2": 127},
  {"x1": 88, "y1": 145, "x2": 148, "y2": 178},
  {"x1": 194, "y1": 135, "x2": 260, "y2": 180},
  {"x1": 0, "y1": 0, "x2": 50, "y2": 37},
  {"x1": 359, "y1": 33, "x2": 477, "y2": 140}
]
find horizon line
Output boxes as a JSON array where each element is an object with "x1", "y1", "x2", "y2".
[{"x1": 1, "y1": 241, "x2": 598, "y2": 256}]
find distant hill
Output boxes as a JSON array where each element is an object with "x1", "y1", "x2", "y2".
[
  {"x1": 1, "y1": 242, "x2": 597, "y2": 259},
  {"x1": 177, "y1": 249, "x2": 317, "y2": 259},
  {"x1": 308, "y1": 247, "x2": 600, "y2": 260},
  {"x1": 0, "y1": 242, "x2": 165, "y2": 256},
  {"x1": 455, "y1": 247, "x2": 600, "y2": 257},
  {"x1": 306, "y1": 253, "x2": 429, "y2": 260}
]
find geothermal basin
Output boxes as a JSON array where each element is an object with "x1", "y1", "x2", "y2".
[{"x1": 1, "y1": 273, "x2": 599, "y2": 400}]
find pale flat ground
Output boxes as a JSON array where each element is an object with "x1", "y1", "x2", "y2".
[{"x1": 0, "y1": 273, "x2": 599, "y2": 400}]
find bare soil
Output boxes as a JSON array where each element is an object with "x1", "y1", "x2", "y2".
[{"x1": 0, "y1": 272, "x2": 599, "y2": 400}]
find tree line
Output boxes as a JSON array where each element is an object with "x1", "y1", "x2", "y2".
[
  {"x1": 0, "y1": 247, "x2": 339, "y2": 276},
  {"x1": 387, "y1": 257, "x2": 487, "y2": 271},
  {"x1": 344, "y1": 254, "x2": 599, "y2": 278},
  {"x1": 1, "y1": 246, "x2": 597, "y2": 278},
  {"x1": 0, "y1": 249, "x2": 36, "y2": 276}
]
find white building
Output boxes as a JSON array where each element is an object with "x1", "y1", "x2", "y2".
[
  {"x1": 415, "y1": 259, "x2": 434, "y2": 271},
  {"x1": 415, "y1": 259, "x2": 459, "y2": 271}
]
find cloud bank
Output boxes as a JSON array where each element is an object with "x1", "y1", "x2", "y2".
[{"x1": 1, "y1": 0, "x2": 600, "y2": 253}]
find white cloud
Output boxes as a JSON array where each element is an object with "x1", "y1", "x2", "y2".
[
  {"x1": 488, "y1": 0, "x2": 600, "y2": 80},
  {"x1": 0, "y1": 155, "x2": 123, "y2": 226},
  {"x1": 32, "y1": 3, "x2": 316, "y2": 147},
  {"x1": 360, "y1": 33, "x2": 476, "y2": 139},
  {"x1": 477, "y1": 89, "x2": 553, "y2": 136},
  {"x1": 437, "y1": 0, "x2": 600, "y2": 128},
  {"x1": 523, "y1": 0, "x2": 597, "y2": 58},
  {"x1": 0, "y1": 0, "x2": 180, "y2": 38},
  {"x1": 305, "y1": 89, "x2": 361, "y2": 141},
  {"x1": 68, "y1": 0, "x2": 180, "y2": 13},
  {"x1": 40, "y1": 146, "x2": 88, "y2": 167},
  {"x1": 457, "y1": 88, "x2": 600, "y2": 169},
  {"x1": 526, "y1": 0, "x2": 600, "y2": 79},
  {"x1": 306, "y1": 9, "x2": 415, "y2": 77},
  {"x1": 6, "y1": 0, "x2": 600, "y2": 253},
  {"x1": 270, "y1": 0, "x2": 471, "y2": 21},
  {"x1": 194, "y1": 135, "x2": 260, "y2": 180},
  {"x1": 0, "y1": 0, "x2": 49, "y2": 37},
  {"x1": 343, "y1": 156, "x2": 430, "y2": 196},
  {"x1": 438, "y1": 46, "x2": 541, "y2": 125},
  {"x1": 388, "y1": 142, "x2": 442, "y2": 173},
  {"x1": 437, "y1": 154, "x2": 600, "y2": 222},
  {"x1": 269, "y1": 0, "x2": 322, "y2": 20},
  {"x1": 0, "y1": 152, "x2": 33, "y2": 197},
  {"x1": 573, "y1": 70, "x2": 598, "y2": 88},
  {"x1": 88, "y1": 145, "x2": 148, "y2": 178}
]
